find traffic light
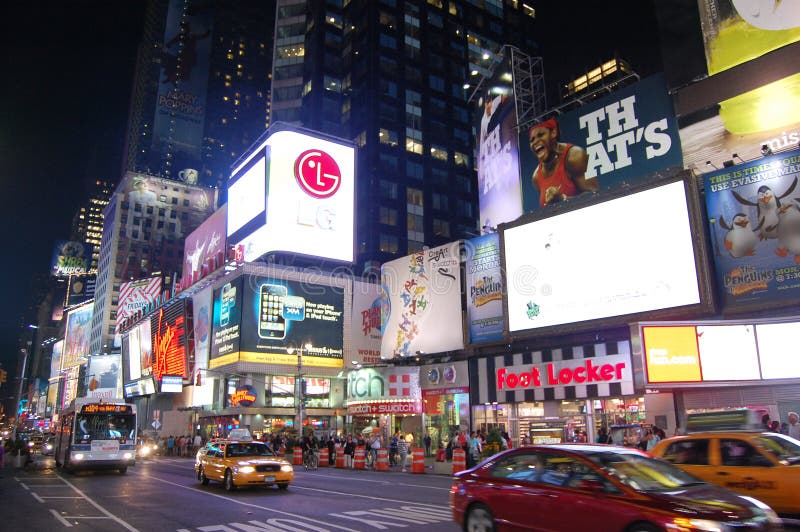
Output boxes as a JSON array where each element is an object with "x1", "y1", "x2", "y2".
[{"x1": 0, "y1": 369, "x2": 7, "y2": 383}]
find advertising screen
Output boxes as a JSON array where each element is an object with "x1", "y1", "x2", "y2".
[
  {"x1": 210, "y1": 277, "x2": 243, "y2": 365},
  {"x1": 476, "y1": 55, "x2": 523, "y2": 229},
  {"x1": 505, "y1": 179, "x2": 702, "y2": 335},
  {"x1": 237, "y1": 274, "x2": 345, "y2": 368},
  {"x1": 183, "y1": 205, "x2": 227, "y2": 286},
  {"x1": 124, "y1": 376, "x2": 156, "y2": 398},
  {"x1": 151, "y1": 302, "x2": 188, "y2": 380},
  {"x1": 227, "y1": 153, "x2": 266, "y2": 240},
  {"x1": 703, "y1": 147, "x2": 800, "y2": 310},
  {"x1": 351, "y1": 281, "x2": 382, "y2": 367},
  {"x1": 192, "y1": 285, "x2": 213, "y2": 380},
  {"x1": 116, "y1": 277, "x2": 162, "y2": 335},
  {"x1": 381, "y1": 242, "x2": 464, "y2": 359},
  {"x1": 138, "y1": 319, "x2": 153, "y2": 378},
  {"x1": 50, "y1": 340, "x2": 63, "y2": 377},
  {"x1": 50, "y1": 240, "x2": 92, "y2": 277},
  {"x1": 228, "y1": 127, "x2": 355, "y2": 263},
  {"x1": 519, "y1": 74, "x2": 682, "y2": 213},
  {"x1": 62, "y1": 303, "x2": 93, "y2": 369},
  {"x1": 160, "y1": 375, "x2": 184, "y2": 393},
  {"x1": 642, "y1": 319, "x2": 800, "y2": 385},
  {"x1": 465, "y1": 233, "x2": 504, "y2": 344},
  {"x1": 87, "y1": 354, "x2": 121, "y2": 400}
]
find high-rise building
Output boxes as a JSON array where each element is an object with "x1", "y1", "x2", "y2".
[
  {"x1": 270, "y1": 0, "x2": 540, "y2": 270},
  {"x1": 89, "y1": 171, "x2": 218, "y2": 356},
  {"x1": 122, "y1": 0, "x2": 275, "y2": 191},
  {"x1": 70, "y1": 180, "x2": 114, "y2": 273}
]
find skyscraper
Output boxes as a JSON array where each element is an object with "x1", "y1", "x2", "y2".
[
  {"x1": 270, "y1": 0, "x2": 540, "y2": 270},
  {"x1": 122, "y1": 0, "x2": 275, "y2": 191}
]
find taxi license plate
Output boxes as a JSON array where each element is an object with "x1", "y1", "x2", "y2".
[{"x1": 264, "y1": 476, "x2": 275, "y2": 482}]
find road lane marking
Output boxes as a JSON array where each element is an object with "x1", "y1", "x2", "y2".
[
  {"x1": 55, "y1": 473, "x2": 140, "y2": 531},
  {"x1": 133, "y1": 471, "x2": 360, "y2": 532},
  {"x1": 32, "y1": 492, "x2": 45, "y2": 503},
  {"x1": 290, "y1": 484, "x2": 449, "y2": 505},
  {"x1": 49, "y1": 509, "x2": 72, "y2": 527}
]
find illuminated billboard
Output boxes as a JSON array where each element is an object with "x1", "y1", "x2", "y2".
[
  {"x1": 183, "y1": 205, "x2": 226, "y2": 286},
  {"x1": 50, "y1": 340, "x2": 63, "y2": 379},
  {"x1": 346, "y1": 367, "x2": 422, "y2": 415},
  {"x1": 351, "y1": 281, "x2": 382, "y2": 367},
  {"x1": 210, "y1": 277, "x2": 243, "y2": 363},
  {"x1": 381, "y1": 242, "x2": 464, "y2": 358},
  {"x1": 50, "y1": 240, "x2": 92, "y2": 277},
  {"x1": 62, "y1": 302, "x2": 93, "y2": 368},
  {"x1": 151, "y1": 301, "x2": 189, "y2": 381},
  {"x1": 519, "y1": 74, "x2": 682, "y2": 213},
  {"x1": 227, "y1": 127, "x2": 355, "y2": 263},
  {"x1": 476, "y1": 55, "x2": 523, "y2": 228},
  {"x1": 465, "y1": 233, "x2": 504, "y2": 344},
  {"x1": 116, "y1": 277, "x2": 162, "y2": 335},
  {"x1": 504, "y1": 175, "x2": 711, "y2": 336},
  {"x1": 703, "y1": 147, "x2": 800, "y2": 310},
  {"x1": 87, "y1": 354, "x2": 121, "y2": 400},
  {"x1": 641, "y1": 319, "x2": 800, "y2": 385}
]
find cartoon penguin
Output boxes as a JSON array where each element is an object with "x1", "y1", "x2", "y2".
[
  {"x1": 732, "y1": 177, "x2": 798, "y2": 240},
  {"x1": 720, "y1": 213, "x2": 762, "y2": 258},
  {"x1": 776, "y1": 199, "x2": 800, "y2": 264}
]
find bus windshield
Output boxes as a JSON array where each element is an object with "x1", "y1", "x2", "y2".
[{"x1": 74, "y1": 413, "x2": 136, "y2": 444}]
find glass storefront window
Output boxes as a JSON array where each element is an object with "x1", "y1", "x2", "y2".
[{"x1": 425, "y1": 392, "x2": 469, "y2": 450}]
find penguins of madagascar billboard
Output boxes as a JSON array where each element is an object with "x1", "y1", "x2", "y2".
[
  {"x1": 520, "y1": 73, "x2": 682, "y2": 212},
  {"x1": 465, "y1": 233, "x2": 504, "y2": 344},
  {"x1": 703, "y1": 147, "x2": 800, "y2": 309}
]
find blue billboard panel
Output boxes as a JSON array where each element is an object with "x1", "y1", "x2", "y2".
[
  {"x1": 520, "y1": 73, "x2": 682, "y2": 212},
  {"x1": 704, "y1": 147, "x2": 800, "y2": 309},
  {"x1": 209, "y1": 276, "x2": 243, "y2": 365},
  {"x1": 465, "y1": 233, "x2": 504, "y2": 344}
]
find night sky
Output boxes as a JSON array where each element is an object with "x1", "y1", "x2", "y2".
[{"x1": 0, "y1": 1, "x2": 662, "y2": 384}]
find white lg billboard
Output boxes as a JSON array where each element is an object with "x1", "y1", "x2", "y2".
[
  {"x1": 227, "y1": 127, "x2": 355, "y2": 263},
  {"x1": 504, "y1": 178, "x2": 705, "y2": 334}
]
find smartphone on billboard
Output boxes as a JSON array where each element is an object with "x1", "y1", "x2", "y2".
[
  {"x1": 259, "y1": 284, "x2": 287, "y2": 339},
  {"x1": 220, "y1": 282, "x2": 236, "y2": 327}
]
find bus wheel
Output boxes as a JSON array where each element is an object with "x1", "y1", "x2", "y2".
[{"x1": 119, "y1": 466, "x2": 128, "y2": 474}]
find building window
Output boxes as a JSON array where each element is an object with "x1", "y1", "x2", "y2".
[
  {"x1": 407, "y1": 213, "x2": 424, "y2": 232},
  {"x1": 380, "y1": 33, "x2": 397, "y2": 49},
  {"x1": 407, "y1": 187, "x2": 424, "y2": 207},
  {"x1": 379, "y1": 179, "x2": 398, "y2": 199},
  {"x1": 429, "y1": 75, "x2": 445, "y2": 92},
  {"x1": 379, "y1": 153, "x2": 399, "y2": 171},
  {"x1": 430, "y1": 145, "x2": 448, "y2": 162},
  {"x1": 380, "y1": 128, "x2": 399, "y2": 147},
  {"x1": 405, "y1": 127, "x2": 423, "y2": 155},
  {"x1": 380, "y1": 234, "x2": 399, "y2": 253},
  {"x1": 454, "y1": 151, "x2": 470, "y2": 167},
  {"x1": 380, "y1": 207, "x2": 398, "y2": 226},
  {"x1": 406, "y1": 161, "x2": 423, "y2": 180},
  {"x1": 433, "y1": 219, "x2": 450, "y2": 237},
  {"x1": 432, "y1": 192, "x2": 449, "y2": 210}
]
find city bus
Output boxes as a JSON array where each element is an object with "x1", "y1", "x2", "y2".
[{"x1": 54, "y1": 397, "x2": 137, "y2": 474}]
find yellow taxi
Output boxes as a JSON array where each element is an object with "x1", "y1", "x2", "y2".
[
  {"x1": 195, "y1": 431, "x2": 293, "y2": 491},
  {"x1": 651, "y1": 430, "x2": 800, "y2": 515}
]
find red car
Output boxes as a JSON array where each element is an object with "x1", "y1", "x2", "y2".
[{"x1": 450, "y1": 444, "x2": 782, "y2": 531}]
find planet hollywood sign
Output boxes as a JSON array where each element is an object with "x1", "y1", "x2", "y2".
[{"x1": 496, "y1": 354, "x2": 632, "y2": 391}]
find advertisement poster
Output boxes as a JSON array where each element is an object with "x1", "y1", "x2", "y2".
[
  {"x1": 703, "y1": 147, "x2": 800, "y2": 308},
  {"x1": 183, "y1": 205, "x2": 226, "y2": 286},
  {"x1": 50, "y1": 340, "x2": 63, "y2": 377},
  {"x1": 520, "y1": 74, "x2": 682, "y2": 212},
  {"x1": 153, "y1": 0, "x2": 212, "y2": 170},
  {"x1": 238, "y1": 274, "x2": 345, "y2": 368},
  {"x1": 66, "y1": 274, "x2": 96, "y2": 307},
  {"x1": 116, "y1": 277, "x2": 162, "y2": 334},
  {"x1": 62, "y1": 303, "x2": 93, "y2": 369},
  {"x1": 192, "y1": 286, "x2": 213, "y2": 378},
  {"x1": 346, "y1": 367, "x2": 422, "y2": 415},
  {"x1": 87, "y1": 354, "x2": 122, "y2": 400},
  {"x1": 229, "y1": 128, "x2": 355, "y2": 263},
  {"x1": 465, "y1": 233, "x2": 504, "y2": 344},
  {"x1": 476, "y1": 55, "x2": 523, "y2": 229},
  {"x1": 210, "y1": 277, "x2": 243, "y2": 366},
  {"x1": 50, "y1": 240, "x2": 92, "y2": 277},
  {"x1": 381, "y1": 241, "x2": 464, "y2": 359},
  {"x1": 352, "y1": 281, "x2": 382, "y2": 367}
]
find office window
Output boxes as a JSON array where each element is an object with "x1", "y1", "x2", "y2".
[
  {"x1": 380, "y1": 128, "x2": 399, "y2": 147},
  {"x1": 406, "y1": 161, "x2": 423, "y2": 180},
  {"x1": 380, "y1": 207, "x2": 398, "y2": 226},
  {"x1": 380, "y1": 234, "x2": 399, "y2": 253},
  {"x1": 381, "y1": 78, "x2": 397, "y2": 98},
  {"x1": 380, "y1": 33, "x2": 397, "y2": 49},
  {"x1": 433, "y1": 219, "x2": 450, "y2": 237},
  {"x1": 429, "y1": 75, "x2": 445, "y2": 92},
  {"x1": 379, "y1": 179, "x2": 398, "y2": 199},
  {"x1": 432, "y1": 193, "x2": 449, "y2": 210},
  {"x1": 408, "y1": 213, "x2": 424, "y2": 232},
  {"x1": 380, "y1": 11, "x2": 397, "y2": 28},
  {"x1": 430, "y1": 145, "x2": 448, "y2": 162},
  {"x1": 379, "y1": 153, "x2": 399, "y2": 171},
  {"x1": 407, "y1": 187, "x2": 424, "y2": 208},
  {"x1": 454, "y1": 151, "x2": 470, "y2": 167}
]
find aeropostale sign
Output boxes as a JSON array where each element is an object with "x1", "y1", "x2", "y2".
[{"x1": 496, "y1": 353, "x2": 632, "y2": 392}]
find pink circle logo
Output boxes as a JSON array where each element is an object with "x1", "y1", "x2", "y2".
[{"x1": 294, "y1": 149, "x2": 342, "y2": 198}]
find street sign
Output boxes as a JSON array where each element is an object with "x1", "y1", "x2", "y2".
[{"x1": 152, "y1": 420, "x2": 161, "y2": 430}]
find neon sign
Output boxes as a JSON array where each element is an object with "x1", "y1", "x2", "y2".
[{"x1": 153, "y1": 308, "x2": 187, "y2": 380}]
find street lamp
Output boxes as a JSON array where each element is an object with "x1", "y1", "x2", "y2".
[{"x1": 287, "y1": 342, "x2": 312, "y2": 436}]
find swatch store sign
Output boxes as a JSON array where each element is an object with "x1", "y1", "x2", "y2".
[{"x1": 346, "y1": 367, "x2": 422, "y2": 415}]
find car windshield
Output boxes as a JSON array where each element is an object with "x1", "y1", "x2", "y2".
[
  {"x1": 755, "y1": 433, "x2": 800, "y2": 463},
  {"x1": 225, "y1": 443, "x2": 275, "y2": 457},
  {"x1": 585, "y1": 450, "x2": 704, "y2": 492}
]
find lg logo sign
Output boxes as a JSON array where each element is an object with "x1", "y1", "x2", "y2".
[{"x1": 294, "y1": 149, "x2": 341, "y2": 198}]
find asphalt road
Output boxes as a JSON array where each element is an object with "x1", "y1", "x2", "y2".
[{"x1": 0, "y1": 455, "x2": 459, "y2": 531}]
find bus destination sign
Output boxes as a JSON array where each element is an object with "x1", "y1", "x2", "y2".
[{"x1": 81, "y1": 403, "x2": 131, "y2": 414}]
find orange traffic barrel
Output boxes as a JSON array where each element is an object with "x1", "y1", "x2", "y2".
[
  {"x1": 354, "y1": 446, "x2": 366, "y2": 469},
  {"x1": 293, "y1": 447, "x2": 303, "y2": 465},
  {"x1": 375, "y1": 448, "x2": 389, "y2": 471},
  {"x1": 319, "y1": 447, "x2": 329, "y2": 466},
  {"x1": 335, "y1": 447, "x2": 346, "y2": 468},
  {"x1": 452, "y1": 448, "x2": 466, "y2": 474},
  {"x1": 411, "y1": 447, "x2": 425, "y2": 474}
]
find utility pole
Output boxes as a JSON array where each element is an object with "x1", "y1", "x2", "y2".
[{"x1": 287, "y1": 343, "x2": 312, "y2": 438}]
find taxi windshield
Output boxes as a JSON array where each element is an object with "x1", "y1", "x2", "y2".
[
  {"x1": 755, "y1": 433, "x2": 800, "y2": 463},
  {"x1": 225, "y1": 443, "x2": 275, "y2": 458},
  {"x1": 586, "y1": 450, "x2": 704, "y2": 492}
]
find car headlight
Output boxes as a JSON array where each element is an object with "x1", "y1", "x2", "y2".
[
  {"x1": 280, "y1": 464, "x2": 293, "y2": 472},
  {"x1": 28, "y1": 442, "x2": 35, "y2": 447},
  {"x1": 74, "y1": 453, "x2": 85, "y2": 461},
  {"x1": 45, "y1": 444, "x2": 53, "y2": 451},
  {"x1": 237, "y1": 466, "x2": 255, "y2": 474},
  {"x1": 673, "y1": 518, "x2": 725, "y2": 532}
]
